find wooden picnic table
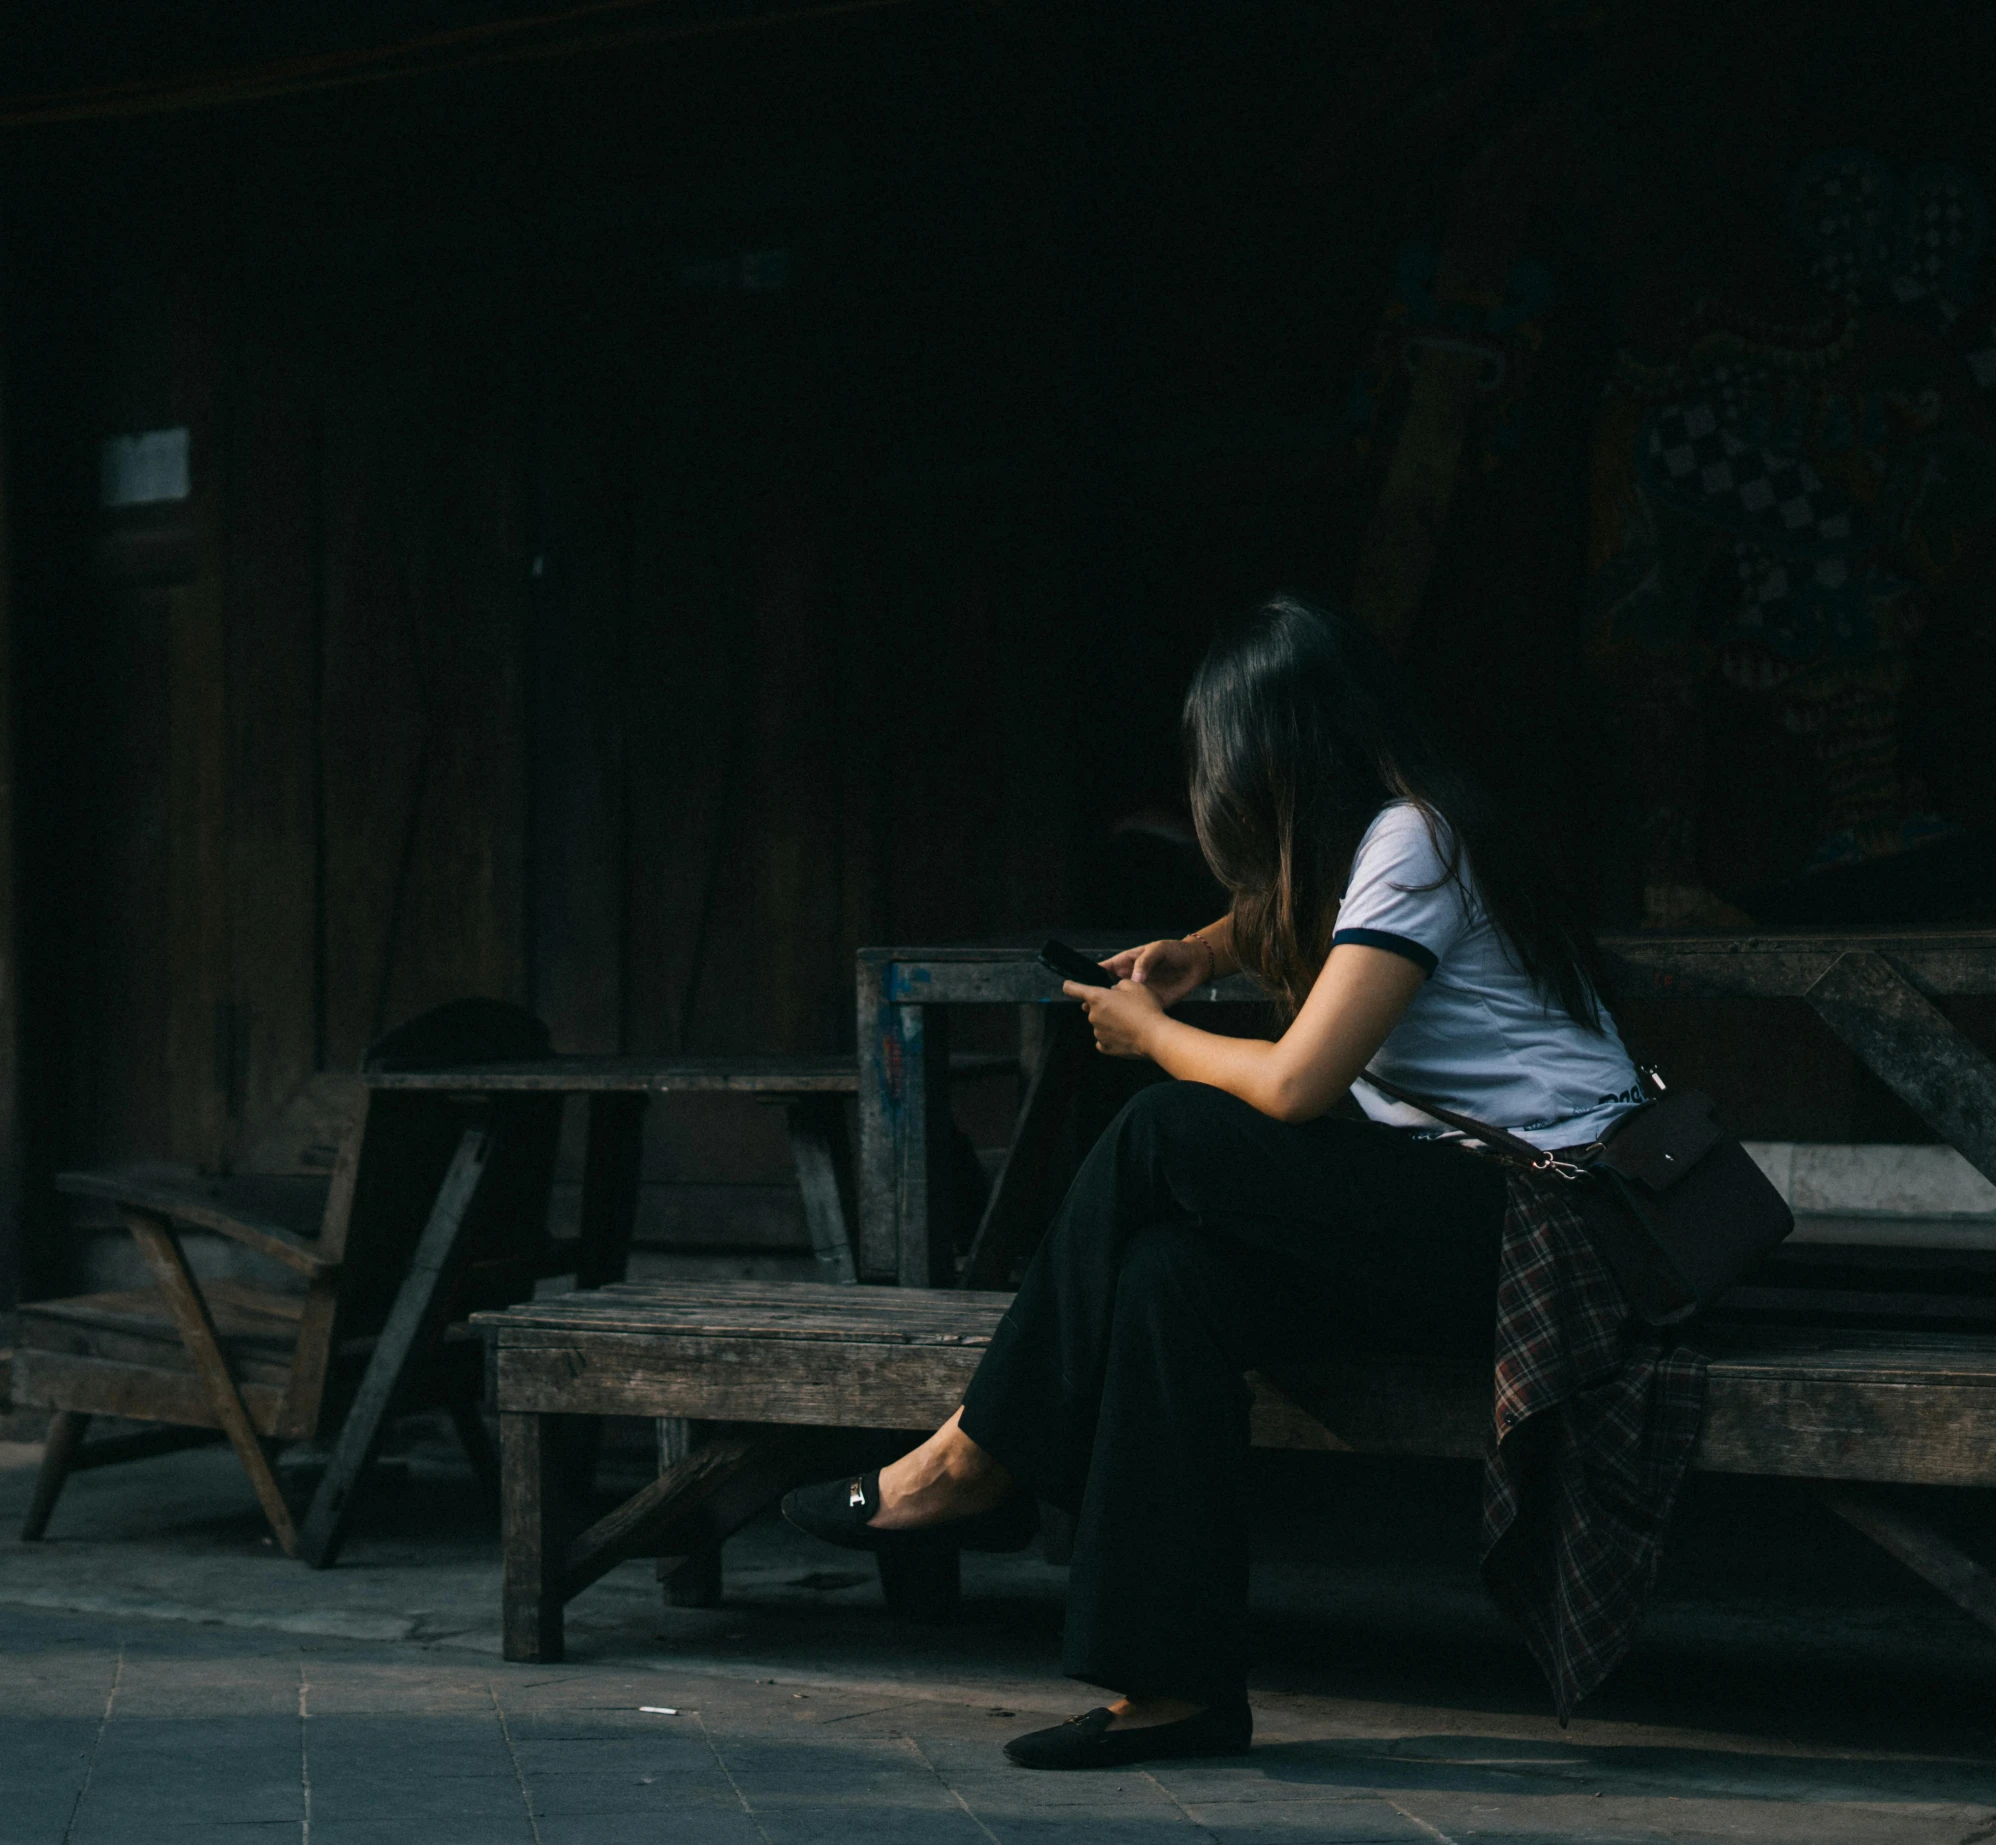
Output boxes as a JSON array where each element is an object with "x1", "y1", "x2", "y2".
[
  {"x1": 857, "y1": 931, "x2": 1996, "y2": 1288},
  {"x1": 363, "y1": 1053, "x2": 863, "y2": 1287}
]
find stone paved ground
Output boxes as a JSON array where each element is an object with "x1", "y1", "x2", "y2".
[{"x1": 5, "y1": 1429, "x2": 1996, "y2": 1842}]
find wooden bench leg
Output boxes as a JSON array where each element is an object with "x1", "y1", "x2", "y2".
[
  {"x1": 501, "y1": 1411, "x2": 567, "y2": 1663},
  {"x1": 656, "y1": 1418, "x2": 724, "y2": 1606},
  {"x1": 876, "y1": 1546, "x2": 960, "y2": 1622},
  {"x1": 1821, "y1": 1487, "x2": 1996, "y2": 1633},
  {"x1": 20, "y1": 1411, "x2": 90, "y2": 1541}
]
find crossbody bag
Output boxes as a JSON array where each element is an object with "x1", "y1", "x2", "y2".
[{"x1": 1360, "y1": 1068, "x2": 1794, "y2": 1326}]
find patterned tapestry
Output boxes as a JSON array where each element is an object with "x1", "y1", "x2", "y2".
[{"x1": 1588, "y1": 153, "x2": 1996, "y2": 926}]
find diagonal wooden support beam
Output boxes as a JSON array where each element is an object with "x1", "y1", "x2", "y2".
[
  {"x1": 1820, "y1": 1488, "x2": 1996, "y2": 1635},
  {"x1": 125, "y1": 1208, "x2": 300, "y2": 1557},
  {"x1": 561, "y1": 1424, "x2": 829, "y2": 1603},
  {"x1": 298, "y1": 1128, "x2": 494, "y2": 1568},
  {"x1": 786, "y1": 1095, "x2": 857, "y2": 1285},
  {"x1": 960, "y1": 1010, "x2": 1088, "y2": 1290},
  {"x1": 1804, "y1": 950, "x2": 1996, "y2": 1188}
]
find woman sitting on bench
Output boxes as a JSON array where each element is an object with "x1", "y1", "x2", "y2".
[{"x1": 785, "y1": 594, "x2": 1646, "y2": 1769}]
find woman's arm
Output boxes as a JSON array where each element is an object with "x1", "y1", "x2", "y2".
[
  {"x1": 1182, "y1": 916, "x2": 1239, "y2": 980},
  {"x1": 1098, "y1": 916, "x2": 1239, "y2": 1003},
  {"x1": 1063, "y1": 942, "x2": 1424, "y2": 1124}
]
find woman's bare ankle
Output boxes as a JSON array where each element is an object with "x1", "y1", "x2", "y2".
[
  {"x1": 869, "y1": 1409, "x2": 1012, "y2": 1529},
  {"x1": 1105, "y1": 1696, "x2": 1205, "y2": 1731}
]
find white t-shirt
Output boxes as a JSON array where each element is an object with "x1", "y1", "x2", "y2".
[{"x1": 1334, "y1": 801, "x2": 1644, "y2": 1151}]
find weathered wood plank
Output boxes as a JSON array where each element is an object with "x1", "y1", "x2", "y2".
[
  {"x1": 364, "y1": 1055, "x2": 860, "y2": 1094},
  {"x1": 388, "y1": 299, "x2": 531, "y2": 1032},
  {"x1": 19, "y1": 1411, "x2": 88, "y2": 1541},
  {"x1": 1821, "y1": 1488, "x2": 1996, "y2": 1633},
  {"x1": 527, "y1": 309, "x2": 628, "y2": 1062},
  {"x1": 619, "y1": 406, "x2": 741, "y2": 1056},
  {"x1": 785, "y1": 1096, "x2": 857, "y2": 1286},
  {"x1": 744, "y1": 505, "x2": 846, "y2": 1056},
  {"x1": 222, "y1": 310, "x2": 320, "y2": 1168},
  {"x1": 483, "y1": 1283, "x2": 1996, "y2": 1488},
  {"x1": 500, "y1": 1410, "x2": 564, "y2": 1663},
  {"x1": 1694, "y1": 1373, "x2": 1996, "y2": 1486},
  {"x1": 22, "y1": 1279, "x2": 303, "y2": 1342},
  {"x1": 883, "y1": 963, "x2": 1260, "y2": 1007},
  {"x1": 960, "y1": 1009, "x2": 1087, "y2": 1289},
  {"x1": 319, "y1": 314, "x2": 432, "y2": 1066},
  {"x1": 888, "y1": 1005, "x2": 955, "y2": 1290},
  {"x1": 653, "y1": 1416, "x2": 719, "y2": 1605},
  {"x1": 54, "y1": 1168, "x2": 334, "y2": 1276},
  {"x1": 1717, "y1": 1287, "x2": 1996, "y2": 1325},
  {"x1": 10, "y1": 1346, "x2": 291, "y2": 1432},
  {"x1": 14, "y1": 1321, "x2": 294, "y2": 1391},
  {"x1": 124, "y1": 1209, "x2": 299, "y2": 1555},
  {"x1": 298, "y1": 1129, "x2": 492, "y2": 1568},
  {"x1": 483, "y1": 1282, "x2": 1010, "y2": 1341},
  {"x1": 854, "y1": 934, "x2": 1996, "y2": 1007},
  {"x1": 1603, "y1": 932, "x2": 1996, "y2": 1000},
  {"x1": 1804, "y1": 950, "x2": 1996, "y2": 1187},
  {"x1": 856, "y1": 956, "x2": 898, "y2": 1281},
  {"x1": 165, "y1": 272, "x2": 230, "y2": 1173},
  {"x1": 495, "y1": 1333, "x2": 981, "y2": 1428},
  {"x1": 562, "y1": 1424, "x2": 826, "y2": 1601}
]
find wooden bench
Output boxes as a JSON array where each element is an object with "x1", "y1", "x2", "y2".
[{"x1": 474, "y1": 1277, "x2": 1996, "y2": 1663}]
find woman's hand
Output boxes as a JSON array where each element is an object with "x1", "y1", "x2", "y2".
[
  {"x1": 1098, "y1": 937, "x2": 1215, "y2": 1007},
  {"x1": 1063, "y1": 978, "x2": 1167, "y2": 1058}
]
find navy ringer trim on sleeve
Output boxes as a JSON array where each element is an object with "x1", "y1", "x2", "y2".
[{"x1": 1331, "y1": 927, "x2": 1438, "y2": 976}]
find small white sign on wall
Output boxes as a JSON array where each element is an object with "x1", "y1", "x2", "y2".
[{"x1": 100, "y1": 426, "x2": 191, "y2": 507}]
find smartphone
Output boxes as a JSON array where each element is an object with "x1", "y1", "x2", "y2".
[{"x1": 1038, "y1": 938, "x2": 1117, "y2": 989}]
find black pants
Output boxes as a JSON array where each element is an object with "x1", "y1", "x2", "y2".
[{"x1": 959, "y1": 1079, "x2": 1506, "y2": 1707}]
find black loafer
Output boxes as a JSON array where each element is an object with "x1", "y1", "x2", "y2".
[
  {"x1": 1003, "y1": 1703, "x2": 1252, "y2": 1770},
  {"x1": 781, "y1": 1471, "x2": 1038, "y2": 1554}
]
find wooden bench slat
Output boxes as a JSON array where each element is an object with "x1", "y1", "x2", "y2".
[
  {"x1": 484, "y1": 1272, "x2": 1996, "y2": 1663},
  {"x1": 475, "y1": 1281, "x2": 1996, "y2": 1489},
  {"x1": 366, "y1": 1055, "x2": 862, "y2": 1094},
  {"x1": 1717, "y1": 1287, "x2": 1996, "y2": 1325}
]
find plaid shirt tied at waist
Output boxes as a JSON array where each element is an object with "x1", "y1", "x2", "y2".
[{"x1": 1480, "y1": 1170, "x2": 1708, "y2": 1722}]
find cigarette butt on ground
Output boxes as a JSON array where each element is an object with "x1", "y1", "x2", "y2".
[{"x1": 639, "y1": 1706, "x2": 678, "y2": 1715}]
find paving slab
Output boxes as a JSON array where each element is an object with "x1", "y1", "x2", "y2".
[{"x1": 5, "y1": 1432, "x2": 1996, "y2": 1841}]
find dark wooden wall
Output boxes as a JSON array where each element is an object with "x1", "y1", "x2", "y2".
[
  {"x1": 6, "y1": 0, "x2": 1995, "y2": 1303},
  {"x1": 3, "y1": 7, "x2": 1381, "y2": 1296}
]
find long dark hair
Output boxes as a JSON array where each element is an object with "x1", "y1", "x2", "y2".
[{"x1": 1184, "y1": 594, "x2": 1607, "y2": 1027}]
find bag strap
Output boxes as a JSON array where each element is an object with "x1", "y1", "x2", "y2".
[{"x1": 1358, "y1": 1067, "x2": 1565, "y2": 1171}]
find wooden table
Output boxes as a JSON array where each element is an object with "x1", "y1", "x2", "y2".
[
  {"x1": 857, "y1": 932, "x2": 1996, "y2": 1288},
  {"x1": 364, "y1": 1054, "x2": 863, "y2": 1286}
]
